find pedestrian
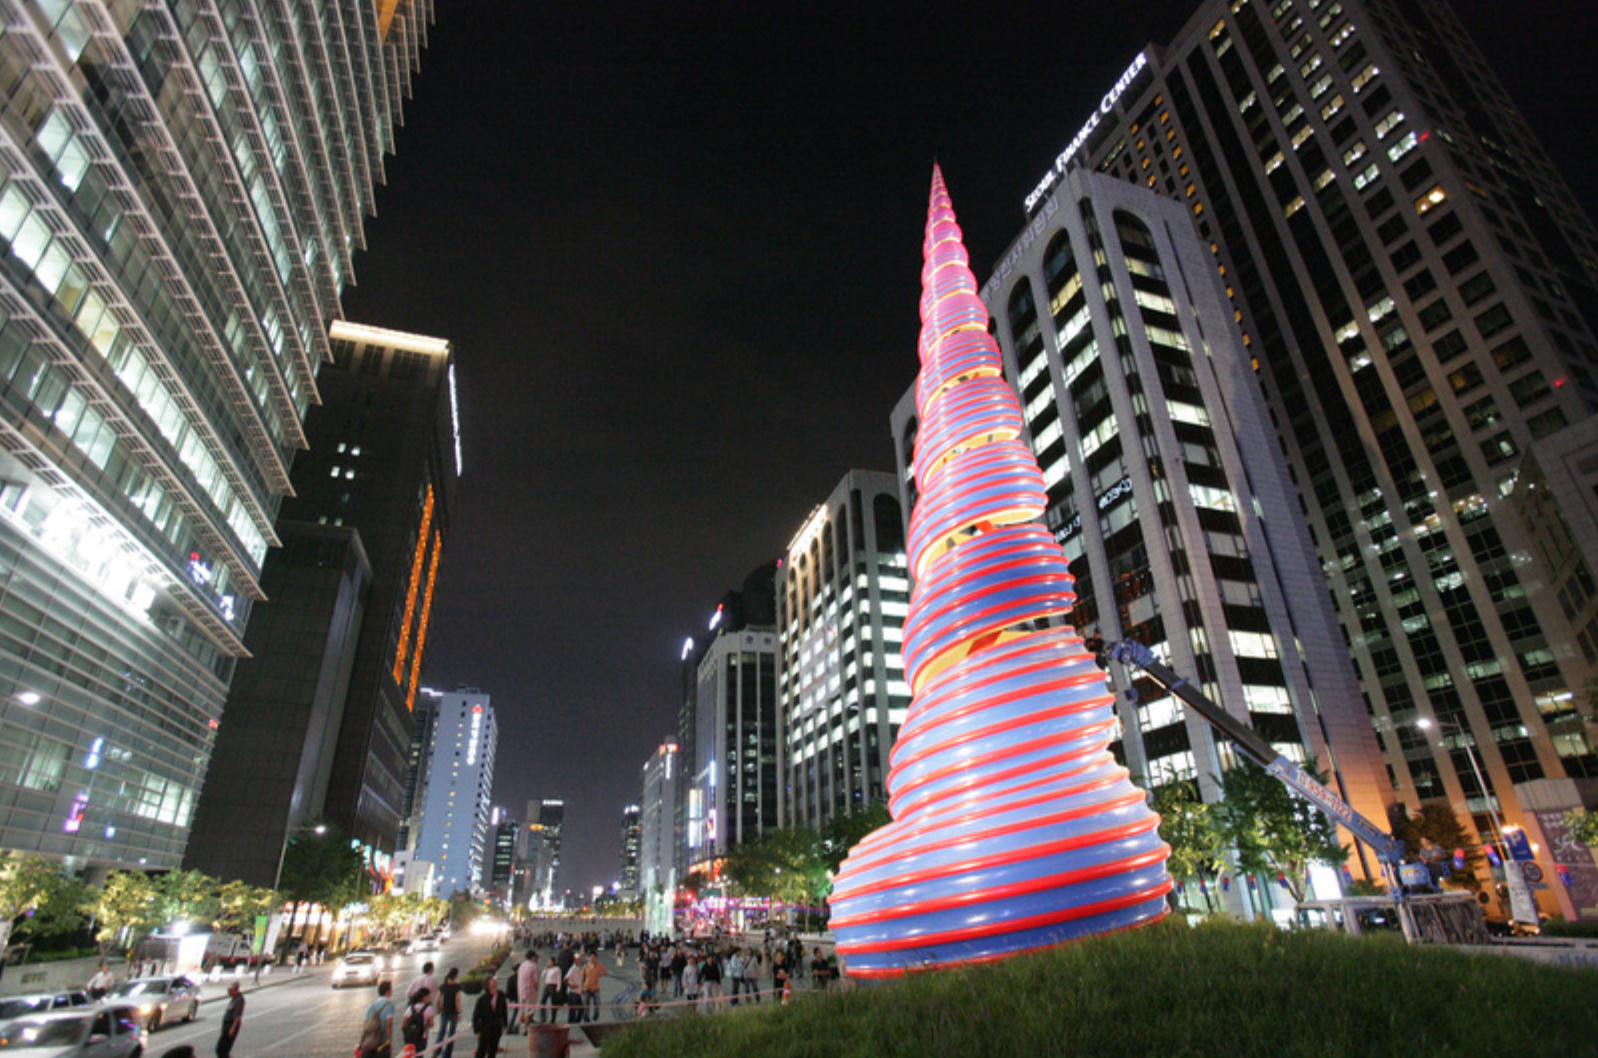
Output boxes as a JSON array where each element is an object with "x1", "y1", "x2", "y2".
[
  {"x1": 580, "y1": 952, "x2": 607, "y2": 1023},
  {"x1": 357, "y1": 980, "x2": 396, "y2": 1058},
  {"x1": 701, "y1": 951, "x2": 722, "y2": 1008},
  {"x1": 504, "y1": 956, "x2": 520, "y2": 1035},
  {"x1": 669, "y1": 947, "x2": 686, "y2": 998},
  {"x1": 407, "y1": 961, "x2": 440, "y2": 1007},
  {"x1": 402, "y1": 986, "x2": 435, "y2": 1053},
  {"x1": 681, "y1": 955, "x2": 701, "y2": 1010},
  {"x1": 215, "y1": 981, "x2": 244, "y2": 1058},
  {"x1": 86, "y1": 963, "x2": 114, "y2": 1001},
  {"x1": 811, "y1": 947, "x2": 831, "y2": 992},
  {"x1": 726, "y1": 949, "x2": 744, "y2": 1006},
  {"x1": 436, "y1": 967, "x2": 463, "y2": 1058},
  {"x1": 471, "y1": 975, "x2": 509, "y2": 1058},
  {"x1": 563, "y1": 958, "x2": 584, "y2": 1024},
  {"x1": 745, "y1": 948, "x2": 762, "y2": 1003},
  {"x1": 538, "y1": 958, "x2": 561, "y2": 1025},
  {"x1": 516, "y1": 950, "x2": 540, "y2": 1031}
]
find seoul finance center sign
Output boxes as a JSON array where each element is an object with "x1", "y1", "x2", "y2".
[{"x1": 1025, "y1": 52, "x2": 1149, "y2": 213}]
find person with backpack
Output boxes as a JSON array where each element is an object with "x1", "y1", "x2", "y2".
[
  {"x1": 357, "y1": 980, "x2": 396, "y2": 1058},
  {"x1": 402, "y1": 986, "x2": 436, "y2": 1053}
]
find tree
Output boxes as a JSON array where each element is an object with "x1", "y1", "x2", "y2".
[
  {"x1": 722, "y1": 826, "x2": 830, "y2": 922},
  {"x1": 1392, "y1": 802, "x2": 1484, "y2": 890},
  {"x1": 154, "y1": 870, "x2": 220, "y2": 930},
  {"x1": 277, "y1": 821, "x2": 366, "y2": 910},
  {"x1": 88, "y1": 872, "x2": 161, "y2": 955},
  {"x1": 822, "y1": 801, "x2": 892, "y2": 875},
  {"x1": 1213, "y1": 757, "x2": 1346, "y2": 903},
  {"x1": 0, "y1": 853, "x2": 85, "y2": 950},
  {"x1": 1564, "y1": 808, "x2": 1598, "y2": 848},
  {"x1": 213, "y1": 880, "x2": 276, "y2": 937},
  {"x1": 1150, "y1": 780, "x2": 1227, "y2": 913}
]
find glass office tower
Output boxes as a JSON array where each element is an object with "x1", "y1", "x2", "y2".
[
  {"x1": 0, "y1": 0, "x2": 430, "y2": 870},
  {"x1": 1011, "y1": 0, "x2": 1598, "y2": 899}
]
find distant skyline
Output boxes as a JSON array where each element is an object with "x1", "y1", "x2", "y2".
[{"x1": 341, "y1": 0, "x2": 1598, "y2": 891}]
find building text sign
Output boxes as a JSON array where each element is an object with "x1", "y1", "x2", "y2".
[{"x1": 1025, "y1": 52, "x2": 1149, "y2": 213}]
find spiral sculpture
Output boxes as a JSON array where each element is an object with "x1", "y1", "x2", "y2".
[{"x1": 827, "y1": 166, "x2": 1172, "y2": 978}]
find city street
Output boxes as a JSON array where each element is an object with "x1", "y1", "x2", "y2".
[{"x1": 129, "y1": 931, "x2": 524, "y2": 1058}]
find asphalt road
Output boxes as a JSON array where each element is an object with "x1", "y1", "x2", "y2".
[{"x1": 138, "y1": 931, "x2": 510, "y2": 1058}]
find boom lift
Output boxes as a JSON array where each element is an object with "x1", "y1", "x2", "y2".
[{"x1": 1106, "y1": 639, "x2": 1419, "y2": 943}]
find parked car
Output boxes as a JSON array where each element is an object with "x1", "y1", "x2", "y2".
[
  {"x1": 0, "y1": 992, "x2": 93, "y2": 1027},
  {"x1": 0, "y1": 1005, "x2": 145, "y2": 1056},
  {"x1": 104, "y1": 976, "x2": 200, "y2": 1032},
  {"x1": 332, "y1": 951, "x2": 383, "y2": 988}
]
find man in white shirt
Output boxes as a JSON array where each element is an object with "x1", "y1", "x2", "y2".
[{"x1": 406, "y1": 961, "x2": 440, "y2": 1006}]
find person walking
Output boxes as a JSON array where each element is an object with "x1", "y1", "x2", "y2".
[
  {"x1": 701, "y1": 951, "x2": 722, "y2": 1009},
  {"x1": 745, "y1": 948, "x2": 762, "y2": 1003},
  {"x1": 726, "y1": 949, "x2": 744, "y2": 1006},
  {"x1": 357, "y1": 980, "x2": 396, "y2": 1058},
  {"x1": 215, "y1": 982, "x2": 244, "y2": 1058},
  {"x1": 538, "y1": 957, "x2": 561, "y2": 1025},
  {"x1": 580, "y1": 952, "x2": 607, "y2": 1024},
  {"x1": 402, "y1": 987, "x2": 436, "y2": 1054},
  {"x1": 471, "y1": 975, "x2": 509, "y2": 1058},
  {"x1": 681, "y1": 954, "x2": 702, "y2": 1010},
  {"x1": 669, "y1": 947, "x2": 686, "y2": 998},
  {"x1": 515, "y1": 951, "x2": 539, "y2": 1033},
  {"x1": 436, "y1": 967, "x2": 463, "y2": 1058},
  {"x1": 86, "y1": 964, "x2": 114, "y2": 1001},
  {"x1": 504, "y1": 956, "x2": 520, "y2": 1036}
]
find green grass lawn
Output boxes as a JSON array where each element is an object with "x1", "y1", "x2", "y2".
[{"x1": 603, "y1": 920, "x2": 1598, "y2": 1058}]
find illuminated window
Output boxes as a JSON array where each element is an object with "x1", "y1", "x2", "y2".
[{"x1": 1414, "y1": 184, "x2": 1447, "y2": 215}]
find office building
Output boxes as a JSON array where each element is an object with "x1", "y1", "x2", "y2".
[
  {"x1": 527, "y1": 798, "x2": 564, "y2": 907},
  {"x1": 190, "y1": 321, "x2": 456, "y2": 880},
  {"x1": 489, "y1": 806, "x2": 516, "y2": 900},
  {"x1": 971, "y1": 167, "x2": 1390, "y2": 883},
  {"x1": 411, "y1": 688, "x2": 496, "y2": 895},
  {"x1": 1006, "y1": 0, "x2": 1598, "y2": 899},
  {"x1": 397, "y1": 689, "x2": 442, "y2": 853},
  {"x1": 778, "y1": 471, "x2": 909, "y2": 830},
  {"x1": 681, "y1": 565, "x2": 780, "y2": 877},
  {"x1": 184, "y1": 525, "x2": 370, "y2": 886},
  {"x1": 617, "y1": 803, "x2": 641, "y2": 898},
  {"x1": 638, "y1": 741, "x2": 678, "y2": 935},
  {"x1": 0, "y1": 0, "x2": 431, "y2": 869}
]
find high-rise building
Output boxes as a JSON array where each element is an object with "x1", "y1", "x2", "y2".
[
  {"x1": 183, "y1": 525, "x2": 370, "y2": 886},
  {"x1": 411, "y1": 688, "x2": 496, "y2": 895},
  {"x1": 676, "y1": 564, "x2": 777, "y2": 879},
  {"x1": 527, "y1": 798, "x2": 565, "y2": 907},
  {"x1": 189, "y1": 321, "x2": 456, "y2": 879},
  {"x1": 638, "y1": 741, "x2": 679, "y2": 936},
  {"x1": 778, "y1": 471, "x2": 909, "y2": 830},
  {"x1": 397, "y1": 689, "x2": 443, "y2": 854},
  {"x1": 683, "y1": 565, "x2": 780, "y2": 877},
  {"x1": 968, "y1": 166, "x2": 1390, "y2": 886},
  {"x1": 1008, "y1": 0, "x2": 1598, "y2": 902},
  {"x1": 617, "y1": 803, "x2": 641, "y2": 897},
  {"x1": 489, "y1": 806, "x2": 516, "y2": 901},
  {"x1": 0, "y1": 0, "x2": 431, "y2": 869}
]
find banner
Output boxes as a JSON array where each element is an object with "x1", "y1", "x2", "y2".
[{"x1": 1532, "y1": 811, "x2": 1598, "y2": 921}]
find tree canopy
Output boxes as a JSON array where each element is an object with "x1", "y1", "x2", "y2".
[{"x1": 1213, "y1": 757, "x2": 1346, "y2": 903}]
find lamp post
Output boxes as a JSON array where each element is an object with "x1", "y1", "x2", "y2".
[{"x1": 1416, "y1": 717, "x2": 1538, "y2": 928}]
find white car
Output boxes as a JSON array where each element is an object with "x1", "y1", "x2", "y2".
[
  {"x1": 413, "y1": 935, "x2": 440, "y2": 953},
  {"x1": 0, "y1": 1005, "x2": 146, "y2": 1056},
  {"x1": 332, "y1": 951, "x2": 383, "y2": 988}
]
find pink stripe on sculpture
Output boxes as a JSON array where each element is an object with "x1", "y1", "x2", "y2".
[{"x1": 828, "y1": 165, "x2": 1171, "y2": 978}]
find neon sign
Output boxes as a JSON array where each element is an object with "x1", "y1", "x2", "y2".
[{"x1": 1025, "y1": 53, "x2": 1149, "y2": 213}]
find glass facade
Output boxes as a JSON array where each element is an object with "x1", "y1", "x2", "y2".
[
  {"x1": 1060, "y1": 0, "x2": 1598, "y2": 890},
  {"x1": 0, "y1": 0, "x2": 430, "y2": 869}
]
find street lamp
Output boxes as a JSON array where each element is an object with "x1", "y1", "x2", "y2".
[{"x1": 1416, "y1": 717, "x2": 1538, "y2": 928}]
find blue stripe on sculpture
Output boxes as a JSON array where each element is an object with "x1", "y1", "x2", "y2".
[{"x1": 828, "y1": 165, "x2": 1170, "y2": 978}]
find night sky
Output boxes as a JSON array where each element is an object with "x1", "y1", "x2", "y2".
[{"x1": 341, "y1": 0, "x2": 1598, "y2": 893}]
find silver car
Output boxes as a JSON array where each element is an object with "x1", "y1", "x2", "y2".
[
  {"x1": 0, "y1": 993, "x2": 93, "y2": 1028},
  {"x1": 103, "y1": 976, "x2": 200, "y2": 1032},
  {"x1": 0, "y1": 1005, "x2": 145, "y2": 1056}
]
